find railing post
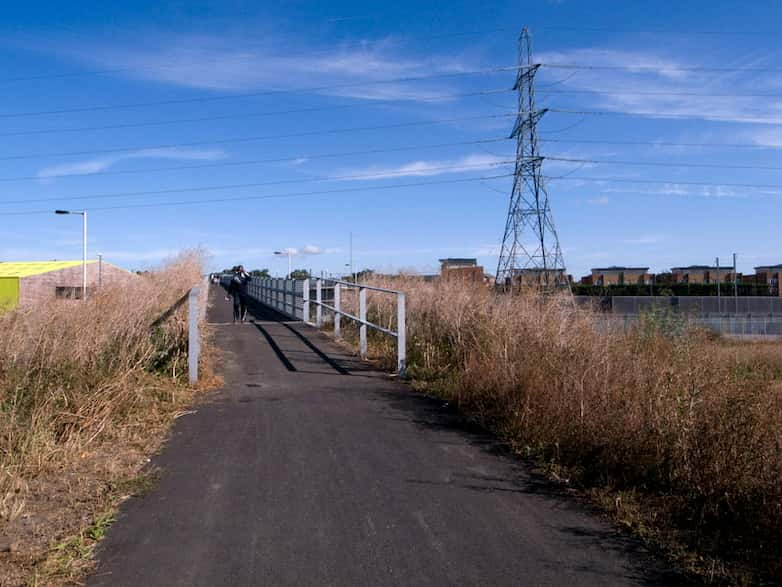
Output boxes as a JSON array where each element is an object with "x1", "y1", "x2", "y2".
[
  {"x1": 359, "y1": 286, "x2": 367, "y2": 358},
  {"x1": 316, "y1": 279, "x2": 322, "y2": 328},
  {"x1": 334, "y1": 282, "x2": 341, "y2": 338},
  {"x1": 397, "y1": 292, "x2": 406, "y2": 375},
  {"x1": 302, "y1": 278, "x2": 310, "y2": 323},
  {"x1": 188, "y1": 286, "x2": 200, "y2": 384}
]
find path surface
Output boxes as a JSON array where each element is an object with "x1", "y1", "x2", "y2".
[{"x1": 89, "y1": 285, "x2": 676, "y2": 586}]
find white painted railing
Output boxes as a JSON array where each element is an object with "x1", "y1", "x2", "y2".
[
  {"x1": 304, "y1": 278, "x2": 406, "y2": 375},
  {"x1": 218, "y1": 275, "x2": 406, "y2": 374}
]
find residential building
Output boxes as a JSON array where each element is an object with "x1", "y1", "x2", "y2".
[
  {"x1": 512, "y1": 268, "x2": 568, "y2": 286},
  {"x1": 755, "y1": 264, "x2": 782, "y2": 296},
  {"x1": 0, "y1": 260, "x2": 133, "y2": 310},
  {"x1": 671, "y1": 265, "x2": 736, "y2": 285},
  {"x1": 590, "y1": 267, "x2": 651, "y2": 286},
  {"x1": 439, "y1": 258, "x2": 485, "y2": 284}
]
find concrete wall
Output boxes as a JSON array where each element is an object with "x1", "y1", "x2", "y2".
[{"x1": 18, "y1": 262, "x2": 134, "y2": 307}]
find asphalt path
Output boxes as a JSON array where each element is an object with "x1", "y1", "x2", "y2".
[{"x1": 88, "y1": 285, "x2": 678, "y2": 586}]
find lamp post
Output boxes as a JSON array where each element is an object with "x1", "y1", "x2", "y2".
[
  {"x1": 274, "y1": 249, "x2": 293, "y2": 279},
  {"x1": 55, "y1": 209, "x2": 87, "y2": 301}
]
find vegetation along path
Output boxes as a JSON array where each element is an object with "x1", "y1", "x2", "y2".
[{"x1": 88, "y1": 285, "x2": 677, "y2": 586}]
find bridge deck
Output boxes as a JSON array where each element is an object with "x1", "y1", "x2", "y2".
[{"x1": 89, "y1": 285, "x2": 674, "y2": 586}]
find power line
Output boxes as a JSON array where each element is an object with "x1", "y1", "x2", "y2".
[
  {"x1": 541, "y1": 63, "x2": 782, "y2": 74},
  {"x1": 0, "y1": 89, "x2": 510, "y2": 139},
  {"x1": 546, "y1": 107, "x2": 777, "y2": 123},
  {"x1": 0, "y1": 160, "x2": 515, "y2": 206},
  {"x1": 541, "y1": 88, "x2": 782, "y2": 98},
  {"x1": 0, "y1": 137, "x2": 509, "y2": 183},
  {"x1": 0, "y1": 112, "x2": 515, "y2": 162},
  {"x1": 0, "y1": 173, "x2": 513, "y2": 216},
  {"x1": 0, "y1": 27, "x2": 517, "y2": 86},
  {"x1": 539, "y1": 25, "x2": 778, "y2": 37},
  {"x1": 0, "y1": 65, "x2": 522, "y2": 120},
  {"x1": 539, "y1": 137, "x2": 778, "y2": 150},
  {"x1": 547, "y1": 156, "x2": 782, "y2": 172},
  {"x1": 544, "y1": 175, "x2": 782, "y2": 190}
]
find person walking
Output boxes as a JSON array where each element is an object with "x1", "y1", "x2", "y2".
[{"x1": 227, "y1": 265, "x2": 251, "y2": 322}]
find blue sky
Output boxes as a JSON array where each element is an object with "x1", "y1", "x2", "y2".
[{"x1": 0, "y1": 0, "x2": 780, "y2": 278}]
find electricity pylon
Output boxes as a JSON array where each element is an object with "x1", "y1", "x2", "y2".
[{"x1": 495, "y1": 27, "x2": 566, "y2": 289}]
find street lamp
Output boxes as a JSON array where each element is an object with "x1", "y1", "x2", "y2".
[
  {"x1": 55, "y1": 209, "x2": 87, "y2": 301},
  {"x1": 274, "y1": 249, "x2": 293, "y2": 279}
]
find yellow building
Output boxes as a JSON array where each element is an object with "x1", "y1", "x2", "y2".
[{"x1": 0, "y1": 260, "x2": 130, "y2": 311}]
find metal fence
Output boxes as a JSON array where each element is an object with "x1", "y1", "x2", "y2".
[
  {"x1": 575, "y1": 295, "x2": 782, "y2": 317},
  {"x1": 602, "y1": 314, "x2": 782, "y2": 338},
  {"x1": 220, "y1": 275, "x2": 406, "y2": 374}
]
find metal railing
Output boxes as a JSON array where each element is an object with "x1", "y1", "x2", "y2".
[
  {"x1": 303, "y1": 278, "x2": 406, "y2": 375},
  {"x1": 219, "y1": 276, "x2": 407, "y2": 374},
  {"x1": 188, "y1": 286, "x2": 201, "y2": 384}
]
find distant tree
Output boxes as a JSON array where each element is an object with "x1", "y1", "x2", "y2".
[
  {"x1": 290, "y1": 269, "x2": 310, "y2": 280},
  {"x1": 250, "y1": 268, "x2": 270, "y2": 278}
]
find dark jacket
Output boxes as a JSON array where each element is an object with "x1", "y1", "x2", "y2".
[{"x1": 228, "y1": 272, "x2": 251, "y2": 298}]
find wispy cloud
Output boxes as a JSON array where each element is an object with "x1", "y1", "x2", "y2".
[
  {"x1": 538, "y1": 48, "x2": 782, "y2": 124},
  {"x1": 335, "y1": 153, "x2": 508, "y2": 180},
  {"x1": 37, "y1": 147, "x2": 227, "y2": 179},
  {"x1": 601, "y1": 185, "x2": 761, "y2": 198},
  {"x1": 53, "y1": 34, "x2": 474, "y2": 102},
  {"x1": 272, "y1": 245, "x2": 334, "y2": 257},
  {"x1": 747, "y1": 127, "x2": 782, "y2": 148},
  {"x1": 622, "y1": 234, "x2": 667, "y2": 245},
  {"x1": 587, "y1": 196, "x2": 610, "y2": 205}
]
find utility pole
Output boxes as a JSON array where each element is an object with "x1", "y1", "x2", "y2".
[
  {"x1": 55, "y1": 209, "x2": 87, "y2": 301},
  {"x1": 274, "y1": 249, "x2": 293, "y2": 279},
  {"x1": 349, "y1": 232, "x2": 356, "y2": 283},
  {"x1": 495, "y1": 27, "x2": 565, "y2": 289},
  {"x1": 716, "y1": 256, "x2": 721, "y2": 314},
  {"x1": 733, "y1": 253, "x2": 738, "y2": 313}
]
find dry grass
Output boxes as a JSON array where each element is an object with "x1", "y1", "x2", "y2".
[
  {"x1": 0, "y1": 251, "x2": 208, "y2": 584},
  {"x1": 350, "y1": 276, "x2": 782, "y2": 583}
]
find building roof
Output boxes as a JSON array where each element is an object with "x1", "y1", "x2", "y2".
[
  {"x1": 0, "y1": 260, "x2": 97, "y2": 278},
  {"x1": 439, "y1": 258, "x2": 477, "y2": 265},
  {"x1": 591, "y1": 266, "x2": 649, "y2": 272},
  {"x1": 671, "y1": 265, "x2": 731, "y2": 271},
  {"x1": 755, "y1": 264, "x2": 782, "y2": 271}
]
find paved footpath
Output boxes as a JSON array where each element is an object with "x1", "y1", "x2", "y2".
[{"x1": 89, "y1": 285, "x2": 678, "y2": 586}]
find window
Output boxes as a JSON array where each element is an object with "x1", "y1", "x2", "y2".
[{"x1": 55, "y1": 286, "x2": 88, "y2": 299}]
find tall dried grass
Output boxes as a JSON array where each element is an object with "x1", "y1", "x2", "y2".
[
  {"x1": 354, "y1": 276, "x2": 782, "y2": 580},
  {"x1": 0, "y1": 253, "x2": 204, "y2": 495}
]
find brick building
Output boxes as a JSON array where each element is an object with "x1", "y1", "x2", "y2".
[
  {"x1": 439, "y1": 258, "x2": 485, "y2": 284},
  {"x1": 755, "y1": 264, "x2": 782, "y2": 296},
  {"x1": 0, "y1": 260, "x2": 133, "y2": 310},
  {"x1": 671, "y1": 265, "x2": 737, "y2": 285},
  {"x1": 590, "y1": 266, "x2": 651, "y2": 286},
  {"x1": 514, "y1": 268, "x2": 569, "y2": 286}
]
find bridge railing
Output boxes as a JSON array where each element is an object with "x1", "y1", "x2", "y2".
[
  {"x1": 218, "y1": 275, "x2": 406, "y2": 374},
  {"x1": 303, "y1": 278, "x2": 406, "y2": 376}
]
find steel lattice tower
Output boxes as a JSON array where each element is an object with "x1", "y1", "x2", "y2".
[{"x1": 495, "y1": 28, "x2": 566, "y2": 289}]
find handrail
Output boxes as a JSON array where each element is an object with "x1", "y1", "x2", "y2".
[
  {"x1": 188, "y1": 286, "x2": 200, "y2": 384},
  {"x1": 323, "y1": 278, "x2": 402, "y2": 295},
  {"x1": 303, "y1": 278, "x2": 406, "y2": 375}
]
